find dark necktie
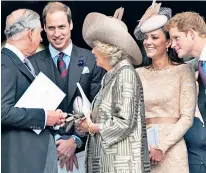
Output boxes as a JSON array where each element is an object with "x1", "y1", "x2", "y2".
[
  {"x1": 24, "y1": 58, "x2": 36, "y2": 77},
  {"x1": 198, "y1": 60, "x2": 206, "y2": 88},
  {"x1": 57, "y1": 52, "x2": 67, "y2": 78}
]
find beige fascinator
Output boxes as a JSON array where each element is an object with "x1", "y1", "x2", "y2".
[
  {"x1": 134, "y1": 0, "x2": 172, "y2": 40},
  {"x1": 82, "y1": 7, "x2": 142, "y2": 65}
]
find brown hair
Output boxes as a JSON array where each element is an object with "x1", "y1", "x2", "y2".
[
  {"x1": 165, "y1": 11, "x2": 206, "y2": 38},
  {"x1": 42, "y1": 2, "x2": 72, "y2": 25}
]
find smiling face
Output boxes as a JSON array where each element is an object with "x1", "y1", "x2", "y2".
[
  {"x1": 169, "y1": 27, "x2": 193, "y2": 58},
  {"x1": 143, "y1": 28, "x2": 170, "y2": 59},
  {"x1": 44, "y1": 11, "x2": 73, "y2": 51}
]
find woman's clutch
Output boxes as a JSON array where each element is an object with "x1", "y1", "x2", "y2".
[
  {"x1": 147, "y1": 126, "x2": 159, "y2": 147},
  {"x1": 59, "y1": 82, "x2": 92, "y2": 133},
  {"x1": 73, "y1": 96, "x2": 83, "y2": 116},
  {"x1": 76, "y1": 82, "x2": 91, "y2": 116}
]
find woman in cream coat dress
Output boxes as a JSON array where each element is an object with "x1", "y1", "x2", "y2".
[
  {"x1": 76, "y1": 8, "x2": 151, "y2": 173},
  {"x1": 134, "y1": 1, "x2": 196, "y2": 173}
]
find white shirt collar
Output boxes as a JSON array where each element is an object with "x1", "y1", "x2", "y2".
[
  {"x1": 199, "y1": 44, "x2": 206, "y2": 61},
  {"x1": 49, "y1": 40, "x2": 73, "y2": 59},
  {"x1": 4, "y1": 43, "x2": 25, "y2": 62}
]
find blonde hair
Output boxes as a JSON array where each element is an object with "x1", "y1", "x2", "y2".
[
  {"x1": 93, "y1": 40, "x2": 130, "y2": 67},
  {"x1": 165, "y1": 11, "x2": 206, "y2": 38},
  {"x1": 42, "y1": 2, "x2": 72, "y2": 25}
]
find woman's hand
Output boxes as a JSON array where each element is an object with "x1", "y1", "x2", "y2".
[
  {"x1": 78, "y1": 118, "x2": 90, "y2": 132},
  {"x1": 75, "y1": 112, "x2": 92, "y2": 133},
  {"x1": 75, "y1": 113, "x2": 99, "y2": 134},
  {"x1": 149, "y1": 147, "x2": 164, "y2": 165}
]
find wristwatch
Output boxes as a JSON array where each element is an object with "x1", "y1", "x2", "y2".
[{"x1": 70, "y1": 135, "x2": 83, "y2": 148}]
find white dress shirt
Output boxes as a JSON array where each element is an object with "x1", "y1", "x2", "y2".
[
  {"x1": 199, "y1": 44, "x2": 206, "y2": 61},
  {"x1": 49, "y1": 40, "x2": 73, "y2": 69}
]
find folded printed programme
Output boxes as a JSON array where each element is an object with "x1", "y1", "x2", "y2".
[{"x1": 15, "y1": 72, "x2": 66, "y2": 134}]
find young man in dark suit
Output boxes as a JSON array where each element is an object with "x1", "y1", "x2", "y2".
[
  {"x1": 29, "y1": 2, "x2": 106, "y2": 171},
  {"x1": 1, "y1": 9, "x2": 66, "y2": 173},
  {"x1": 166, "y1": 11, "x2": 206, "y2": 173},
  {"x1": 166, "y1": 12, "x2": 206, "y2": 121}
]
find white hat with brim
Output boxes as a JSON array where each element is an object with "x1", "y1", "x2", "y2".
[
  {"x1": 134, "y1": 3, "x2": 172, "y2": 40},
  {"x1": 82, "y1": 11, "x2": 142, "y2": 65}
]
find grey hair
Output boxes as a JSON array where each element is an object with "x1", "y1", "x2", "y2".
[
  {"x1": 4, "y1": 9, "x2": 40, "y2": 39},
  {"x1": 93, "y1": 40, "x2": 130, "y2": 67}
]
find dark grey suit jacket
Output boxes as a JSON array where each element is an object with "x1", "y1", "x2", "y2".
[
  {"x1": 29, "y1": 44, "x2": 105, "y2": 114},
  {"x1": 1, "y1": 48, "x2": 54, "y2": 173}
]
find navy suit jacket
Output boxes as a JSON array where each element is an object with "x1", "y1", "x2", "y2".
[{"x1": 184, "y1": 117, "x2": 206, "y2": 169}]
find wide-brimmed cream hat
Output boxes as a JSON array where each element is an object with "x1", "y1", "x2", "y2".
[
  {"x1": 134, "y1": 0, "x2": 172, "y2": 40},
  {"x1": 82, "y1": 8, "x2": 142, "y2": 65}
]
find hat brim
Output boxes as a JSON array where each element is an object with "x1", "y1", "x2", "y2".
[
  {"x1": 83, "y1": 12, "x2": 142, "y2": 65},
  {"x1": 134, "y1": 7, "x2": 172, "y2": 40}
]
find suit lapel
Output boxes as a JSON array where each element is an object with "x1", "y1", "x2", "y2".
[
  {"x1": 67, "y1": 45, "x2": 86, "y2": 105},
  {"x1": 37, "y1": 48, "x2": 57, "y2": 84},
  {"x1": 2, "y1": 48, "x2": 35, "y2": 82}
]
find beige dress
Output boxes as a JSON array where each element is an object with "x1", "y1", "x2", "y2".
[{"x1": 136, "y1": 64, "x2": 196, "y2": 173}]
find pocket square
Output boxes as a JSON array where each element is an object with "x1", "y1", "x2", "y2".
[{"x1": 82, "y1": 66, "x2": 90, "y2": 74}]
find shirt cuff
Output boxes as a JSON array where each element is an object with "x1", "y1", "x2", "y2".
[
  {"x1": 44, "y1": 109, "x2": 47, "y2": 129},
  {"x1": 32, "y1": 109, "x2": 47, "y2": 135},
  {"x1": 70, "y1": 135, "x2": 83, "y2": 148}
]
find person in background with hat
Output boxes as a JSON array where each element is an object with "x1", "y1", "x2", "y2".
[
  {"x1": 134, "y1": 1, "x2": 196, "y2": 173},
  {"x1": 75, "y1": 7, "x2": 151, "y2": 173},
  {"x1": 165, "y1": 11, "x2": 206, "y2": 173}
]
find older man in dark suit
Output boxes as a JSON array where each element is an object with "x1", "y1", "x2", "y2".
[
  {"x1": 1, "y1": 9, "x2": 66, "y2": 173},
  {"x1": 29, "y1": 2, "x2": 105, "y2": 171}
]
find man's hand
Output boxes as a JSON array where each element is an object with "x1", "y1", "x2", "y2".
[
  {"x1": 46, "y1": 109, "x2": 66, "y2": 126},
  {"x1": 56, "y1": 138, "x2": 77, "y2": 169},
  {"x1": 66, "y1": 154, "x2": 79, "y2": 172}
]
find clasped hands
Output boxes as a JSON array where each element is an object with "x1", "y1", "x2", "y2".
[
  {"x1": 56, "y1": 138, "x2": 78, "y2": 172},
  {"x1": 53, "y1": 111, "x2": 82, "y2": 172},
  {"x1": 149, "y1": 147, "x2": 164, "y2": 165}
]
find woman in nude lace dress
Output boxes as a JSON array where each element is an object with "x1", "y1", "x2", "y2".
[{"x1": 134, "y1": 2, "x2": 196, "y2": 173}]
